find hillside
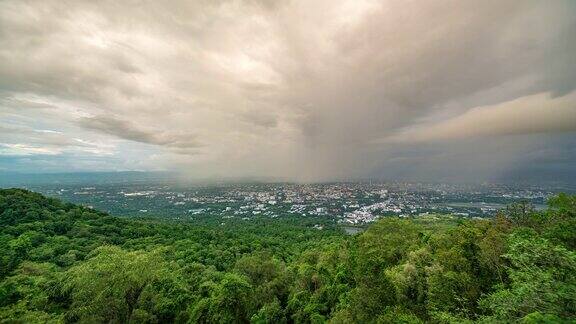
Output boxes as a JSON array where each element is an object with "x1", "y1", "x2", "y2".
[{"x1": 0, "y1": 189, "x2": 575, "y2": 323}]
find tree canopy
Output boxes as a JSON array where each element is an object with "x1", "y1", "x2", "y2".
[{"x1": 0, "y1": 188, "x2": 574, "y2": 323}]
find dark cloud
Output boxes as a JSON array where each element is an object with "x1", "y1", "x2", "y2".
[
  {"x1": 383, "y1": 93, "x2": 576, "y2": 143},
  {"x1": 0, "y1": 0, "x2": 574, "y2": 181},
  {"x1": 78, "y1": 115, "x2": 201, "y2": 152}
]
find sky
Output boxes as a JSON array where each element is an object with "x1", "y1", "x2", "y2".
[{"x1": 0, "y1": 0, "x2": 575, "y2": 183}]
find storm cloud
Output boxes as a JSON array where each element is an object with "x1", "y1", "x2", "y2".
[
  {"x1": 79, "y1": 115, "x2": 201, "y2": 152},
  {"x1": 0, "y1": 0, "x2": 575, "y2": 181},
  {"x1": 384, "y1": 92, "x2": 576, "y2": 143}
]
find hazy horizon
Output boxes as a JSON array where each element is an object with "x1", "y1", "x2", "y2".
[
  {"x1": 1, "y1": 0, "x2": 575, "y2": 182},
  {"x1": 2, "y1": 170, "x2": 575, "y2": 189}
]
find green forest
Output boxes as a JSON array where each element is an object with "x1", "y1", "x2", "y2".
[{"x1": 0, "y1": 188, "x2": 575, "y2": 323}]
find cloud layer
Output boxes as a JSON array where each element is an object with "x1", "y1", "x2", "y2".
[
  {"x1": 384, "y1": 92, "x2": 576, "y2": 143},
  {"x1": 1, "y1": 0, "x2": 575, "y2": 181}
]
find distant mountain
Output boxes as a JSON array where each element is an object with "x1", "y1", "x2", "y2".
[{"x1": 0, "y1": 171, "x2": 178, "y2": 186}]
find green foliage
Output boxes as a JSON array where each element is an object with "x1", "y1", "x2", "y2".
[
  {"x1": 190, "y1": 272, "x2": 253, "y2": 323},
  {"x1": 62, "y1": 245, "x2": 189, "y2": 323},
  {"x1": 479, "y1": 230, "x2": 576, "y2": 322},
  {"x1": 251, "y1": 298, "x2": 286, "y2": 324},
  {"x1": 1, "y1": 188, "x2": 575, "y2": 323}
]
